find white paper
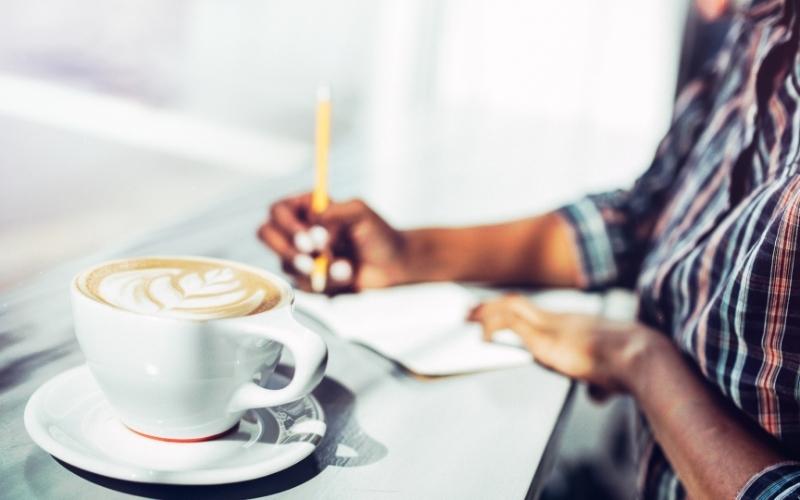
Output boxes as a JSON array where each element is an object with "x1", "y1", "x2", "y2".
[{"x1": 295, "y1": 283, "x2": 603, "y2": 376}]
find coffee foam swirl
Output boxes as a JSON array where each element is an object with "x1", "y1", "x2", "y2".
[{"x1": 78, "y1": 258, "x2": 282, "y2": 320}]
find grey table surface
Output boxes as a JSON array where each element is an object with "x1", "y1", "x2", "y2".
[{"x1": 1, "y1": 170, "x2": 575, "y2": 500}]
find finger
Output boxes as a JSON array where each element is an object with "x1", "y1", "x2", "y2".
[
  {"x1": 470, "y1": 299, "x2": 507, "y2": 321},
  {"x1": 467, "y1": 304, "x2": 484, "y2": 321},
  {"x1": 292, "y1": 254, "x2": 314, "y2": 275},
  {"x1": 470, "y1": 300, "x2": 512, "y2": 340},
  {"x1": 329, "y1": 259, "x2": 353, "y2": 283},
  {"x1": 293, "y1": 231, "x2": 314, "y2": 254},
  {"x1": 317, "y1": 198, "x2": 370, "y2": 225},
  {"x1": 479, "y1": 296, "x2": 560, "y2": 332},
  {"x1": 476, "y1": 303, "x2": 553, "y2": 355},
  {"x1": 269, "y1": 203, "x2": 313, "y2": 253},
  {"x1": 513, "y1": 301, "x2": 561, "y2": 326},
  {"x1": 258, "y1": 222, "x2": 298, "y2": 262},
  {"x1": 472, "y1": 299, "x2": 517, "y2": 327},
  {"x1": 308, "y1": 225, "x2": 329, "y2": 251},
  {"x1": 302, "y1": 258, "x2": 354, "y2": 296},
  {"x1": 478, "y1": 314, "x2": 510, "y2": 343},
  {"x1": 270, "y1": 199, "x2": 309, "y2": 233}
]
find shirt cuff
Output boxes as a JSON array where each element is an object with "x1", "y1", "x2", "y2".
[
  {"x1": 737, "y1": 461, "x2": 800, "y2": 500},
  {"x1": 557, "y1": 197, "x2": 620, "y2": 290}
]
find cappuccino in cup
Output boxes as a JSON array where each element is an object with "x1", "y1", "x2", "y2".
[
  {"x1": 76, "y1": 257, "x2": 283, "y2": 320},
  {"x1": 71, "y1": 256, "x2": 327, "y2": 441}
]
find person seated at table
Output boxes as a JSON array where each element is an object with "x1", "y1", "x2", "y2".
[{"x1": 259, "y1": 0, "x2": 800, "y2": 498}]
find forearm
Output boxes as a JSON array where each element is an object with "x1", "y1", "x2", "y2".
[
  {"x1": 398, "y1": 212, "x2": 581, "y2": 287},
  {"x1": 625, "y1": 334, "x2": 787, "y2": 499}
]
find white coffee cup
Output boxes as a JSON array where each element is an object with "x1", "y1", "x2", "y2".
[{"x1": 70, "y1": 256, "x2": 327, "y2": 441}]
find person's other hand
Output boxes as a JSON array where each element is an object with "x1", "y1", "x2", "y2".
[
  {"x1": 469, "y1": 295, "x2": 660, "y2": 399},
  {"x1": 258, "y1": 193, "x2": 408, "y2": 294}
]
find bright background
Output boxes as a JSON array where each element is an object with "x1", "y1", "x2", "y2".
[{"x1": 0, "y1": 0, "x2": 688, "y2": 289}]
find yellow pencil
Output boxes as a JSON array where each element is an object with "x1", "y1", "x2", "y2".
[{"x1": 311, "y1": 85, "x2": 331, "y2": 293}]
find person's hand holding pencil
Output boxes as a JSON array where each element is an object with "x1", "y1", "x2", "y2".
[
  {"x1": 258, "y1": 85, "x2": 580, "y2": 295},
  {"x1": 259, "y1": 85, "x2": 410, "y2": 294},
  {"x1": 259, "y1": 192, "x2": 409, "y2": 294}
]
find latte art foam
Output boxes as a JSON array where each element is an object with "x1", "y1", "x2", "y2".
[{"x1": 78, "y1": 258, "x2": 282, "y2": 320}]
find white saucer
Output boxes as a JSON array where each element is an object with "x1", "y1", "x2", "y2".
[{"x1": 24, "y1": 364, "x2": 326, "y2": 485}]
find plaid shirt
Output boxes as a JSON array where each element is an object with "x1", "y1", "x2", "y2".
[{"x1": 560, "y1": 1, "x2": 800, "y2": 498}]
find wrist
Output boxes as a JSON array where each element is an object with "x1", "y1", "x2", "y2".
[
  {"x1": 615, "y1": 325, "x2": 676, "y2": 397},
  {"x1": 394, "y1": 229, "x2": 461, "y2": 284},
  {"x1": 394, "y1": 229, "x2": 434, "y2": 284},
  {"x1": 384, "y1": 230, "x2": 412, "y2": 286}
]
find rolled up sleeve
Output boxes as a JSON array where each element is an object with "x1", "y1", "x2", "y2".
[
  {"x1": 557, "y1": 75, "x2": 715, "y2": 291},
  {"x1": 558, "y1": 195, "x2": 624, "y2": 289},
  {"x1": 737, "y1": 462, "x2": 800, "y2": 500},
  {"x1": 558, "y1": 187, "x2": 667, "y2": 290}
]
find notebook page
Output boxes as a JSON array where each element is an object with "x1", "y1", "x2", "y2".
[{"x1": 295, "y1": 283, "x2": 602, "y2": 376}]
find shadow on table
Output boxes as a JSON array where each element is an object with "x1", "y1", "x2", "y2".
[
  {"x1": 42, "y1": 371, "x2": 387, "y2": 499},
  {"x1": 0, "y1": 330, "x2": 73, "y2": 393}
]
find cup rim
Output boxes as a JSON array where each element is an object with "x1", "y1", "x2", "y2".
[{"x1": 71, "y1": 255, "x2": 295, "y2": 322}]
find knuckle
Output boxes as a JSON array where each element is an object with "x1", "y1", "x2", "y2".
[{"x1": 350, "y1": 198, "x2": 367, "y2": 210}]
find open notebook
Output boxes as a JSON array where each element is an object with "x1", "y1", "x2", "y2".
[{"x1": 295, "y1": 283, "x2": 603, "y2": 376}]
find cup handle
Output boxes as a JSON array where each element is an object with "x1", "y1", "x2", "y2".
[{"x1": 224, "y1": 310, "x2": 327, "y2": 412}]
